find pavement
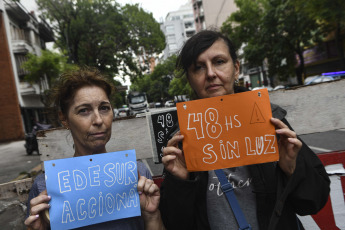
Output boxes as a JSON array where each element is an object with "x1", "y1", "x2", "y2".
[
  {"x1": 0, "y1": 139, "x2": 164, "y2": 185},
  {"x1": 0, "y1": 140, "x2": 42, "y2": 184}
]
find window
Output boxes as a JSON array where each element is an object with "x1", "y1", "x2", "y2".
[
  {"x1": 15, "y1": 54, "x2": 29, "y2": 78},
  {"x1": 184, "y1": 21, "x2": 194, "y2": 29},
  {"x1": 171, "y1": 16, "x2": 180, "y2": 21},
  {"x1": 169, "y1": 43, "x2": 178, "y2": 50},
  {"x1": 165, "y1": 25, "x2": 175, "y2": 34},
  {"x1": 186, "y1": 31, "x2": 195, "y2": 38},
  {"x1": 183, "y1": 14, "x2": 194, "y2": 19},
  {"x1": 166, "y1": 34, "x2": 175, "y2": 43}
]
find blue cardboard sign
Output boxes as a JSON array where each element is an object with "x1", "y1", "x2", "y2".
[{"x1": 44, "y1": 150, "x2": 140, "y2": 230}]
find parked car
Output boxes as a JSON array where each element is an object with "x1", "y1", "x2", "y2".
[
  {"x1": 273, "y1": 85, "x2": 286, "y2": 91},
  {"x1": 165, "y1": 100, "x2": 175, "y2": 107},
  {"x1": 155, "y1": 102, "x2": 162, "y2": 108},
  {"x1": 304, "y1": 75, "x2": 341, "y2": 85},
  {"x1": 117, "y1": 105, "x2": 130, "y2": 117},
  {"x1": 252, "y1": 86, "x2": 273, "y2": 91}
]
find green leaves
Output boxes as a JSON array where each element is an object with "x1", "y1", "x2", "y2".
[
  {"x1": 129, "y1": 55, "x2": 191, "y2": 102},
  {"x1": 22, "y1": 50, "x2": 76, "y2": 87},
  {"x1": 221, "y1": 0, "x2": 325, "y2": 85},
  {"x1": 36, "y1": 0, "x2": 165, "y2": 80}
]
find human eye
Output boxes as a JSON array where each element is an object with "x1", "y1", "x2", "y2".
[
  {"x1": 215, "y1": 58, "x2": 226, "y2": 65},
  {"x1": 78, "y1": 108, "x2": 89, "y2": 115},
  {"x1": 100, "y1": 105, "x2": 111, "y2": 113},
  {"x1": 194, "y1": 63, "x2": 205, "y2": 72}
]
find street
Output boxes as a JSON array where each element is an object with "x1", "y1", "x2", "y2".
[
  {"x1": 300, "y1": 129, "x2": 345, "y2": 153},
  {"x1": 0, "y1": 140, "x2": 41, "y2": 184},
  {"x1": 0, "y1": 112, "x2": 344, "y2": 184}
]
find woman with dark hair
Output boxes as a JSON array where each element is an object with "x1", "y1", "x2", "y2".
[
  {"x1": 159, "y1": 30, "x2": 330, "y2": 230},
  {"x1": 24, "y1": 68, "x2": 165, "y2": 230}
]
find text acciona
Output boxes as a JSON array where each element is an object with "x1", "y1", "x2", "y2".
[
  {"x1": 57, "y1": 161, "x2": 139, "y2": 223},
  {"x1": 187, "y1": 108, "x2": 277, "y2": 164}
]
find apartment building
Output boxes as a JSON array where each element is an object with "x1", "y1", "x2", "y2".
[
  {"x1": 192, "y1": 0, "x2": 237, "y2": 32},
  {"x1": 0, "y1": 0, "x2": 54, "y2": 142},
  {"x1": 161, "y1": 1, "x2": 196, "y2": 60}
]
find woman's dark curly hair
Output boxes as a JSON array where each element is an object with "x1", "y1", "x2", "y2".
[{"x1": 51, "y1": 67, "x2": 114, "y2": 116}]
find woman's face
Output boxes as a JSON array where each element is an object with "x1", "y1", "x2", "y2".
[
  {"x1": 63, "y1": 86, "x2": 113, "y2": 156},
  {"x1": 187, "y1": 39, "x2": 240, "y2": 99}
]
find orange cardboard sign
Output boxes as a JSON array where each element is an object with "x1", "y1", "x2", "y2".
[{"x1": 176, "y1": 89, "x2": 279, "y2": 171}]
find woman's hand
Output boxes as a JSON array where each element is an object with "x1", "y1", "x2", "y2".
[
  {"x1": 24, "y1": 190, "x2": 51, "y2": 230},
  {"x1": 271, "y1": 118, "x2": 302, "y2": 177},
  {"x1": 162, "y1": 132, "x2": 189, "y2": 180},
  {"x1": 137, "y1": 175, "x2": 166, "y2": 230},
  {"x1": 138, "y1": 175, "x2": 160, "y2": 214}
]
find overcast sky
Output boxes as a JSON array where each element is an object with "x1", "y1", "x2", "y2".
[
  {"x1": 116, "y1": 0, "x2": 189, "y2": 22},
  {"x1": 21, "y1": 0, "x2": 189, "y2": 86},
  {"x1": 22, "y1": 0, "x2": 190, "y2": 22}
]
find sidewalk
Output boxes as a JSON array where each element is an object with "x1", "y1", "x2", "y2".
[{"x1": 0, "y1": 140, "x2": 41, "y2": 184}]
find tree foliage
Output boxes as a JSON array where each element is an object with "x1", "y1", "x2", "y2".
[
  {"x1": 130, "y1": 55, "x2": 181, "y2": 102},
  {"x1": 222, "y1": 0, "x2": 324, "y2": 85},
  {"x1": 22, "y1": 50, "x2": 76, "y2": 88},
  {"x1": 293, "y1": 0, "x2": 345, "y2": 69},
  {"x1": 36, "y1": 0, "x2": 165, "y2": 81}
]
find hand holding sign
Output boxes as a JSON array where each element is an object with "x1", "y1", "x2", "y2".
[
  {"x1": 176, "y1": 89, "x2": 280, "y2": 172},
  {"x1": 162, "y1": 132, "x2": 189, "y2": 180},
  {"x1": 138, "y1": 173, "x2": 160, "y2": 214},
  {"x1": 24, "y1": 190, "x2": 50, "y2": 230},
  {"x1": 44, "y1": 150, "x2": 141, "y2": 230},
  {"x1": 271, "y1": 118, "x2": 302, "y2": 176}
]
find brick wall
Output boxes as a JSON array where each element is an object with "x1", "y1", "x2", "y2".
[{"x1": 0, "y1": 13, "x2": 24, "y2": 142}]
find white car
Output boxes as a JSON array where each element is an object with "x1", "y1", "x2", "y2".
[
  {"x1": 165, "y1": 100, "x2": 175, "y2": 107},
  {"x1": 304, "y1": 75, "x2": 339, "y2": 85},
  {"x1": 252, "y1": 86, "x2": 273, "y2": 91}
]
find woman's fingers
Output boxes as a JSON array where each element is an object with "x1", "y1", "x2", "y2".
[
  {"x1": 162, "y1": 146, "x2": 182, "y2": 157},
  {"x1": 167, "y1": 132, "x2": 184, "y2": 147},
  {"x1": 137, "y1": 175, "x2": 146, "y2": 193},
  {"x1": 137, "y1": 176, "x2": 158, "y2": 194},
  {"x1": 270, "y1": 117, "x2": 288, "y2": 129},
  {"x1": 29, "y1": 191, "x2": 51, "y2": 215},
  {"x1": 24, "y1": 214, "x2": 40, "y2": 225},
  {"x1": 276, "y1": 128, "x2": 297, "y2": 138}
]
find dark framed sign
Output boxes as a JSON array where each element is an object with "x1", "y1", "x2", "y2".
[{"x1": 147, "y1": 108, "x2": 178, "y2": 163}]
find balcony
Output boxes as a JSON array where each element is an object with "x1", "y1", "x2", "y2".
[
  {"x1": 19, "y1": 82, "x2": 38, "y2": 96},
  {"x1": 11, "y1": 40, "x2": 33, "y2": 54},
  {"x1": 5, "y1": 0, "x2": 30, "y2": 23},
  {"x1": 39, "y1": 17, "x2": 54, "y2": 42}
]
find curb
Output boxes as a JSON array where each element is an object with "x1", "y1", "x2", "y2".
[{"x1": 12, "y1": 163, "x2": 42, "y2": 182}]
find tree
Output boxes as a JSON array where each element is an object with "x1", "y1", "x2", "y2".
[
  {"x1": 222, "y1": 0, "x2": 323, "y2": 85},
  {"x1": 22, "y1": 50, "x2": 76, "y2": 92},
  {"x1": 122, "y1": 4, "x2": 166, "y2": 73},
  {"x1": 168, "y1": 75, "x2": 194, "y2": 100},
  {"x1": 294, "y1": 0, "x2": 345, "y2": 69},
  {"x1": 130, "y1": 55, "x2": 177, "y2": 102},
  {"x1": 36, "y1": 0, "x2": 165, "y2": 80}
]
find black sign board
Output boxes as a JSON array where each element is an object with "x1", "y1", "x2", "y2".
[{"x1": 147, "y1": 108, "x2": 178, "y2": 163}]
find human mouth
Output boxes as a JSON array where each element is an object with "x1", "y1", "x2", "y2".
[
  {"x1": 90, "y1": 132, "x2": 106, "y2": 138},
  {"x1": 206, "y1": 84, "x2": 222, "y2": 91}
]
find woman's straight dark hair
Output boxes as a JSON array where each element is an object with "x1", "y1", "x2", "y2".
[{"x1": 176, "y1": 30, "x2": 238, "y2": 77}]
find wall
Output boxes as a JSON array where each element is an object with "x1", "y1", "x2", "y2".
[
  {"x1": 269, "y1": 79, "x2": 345, "y2": 135},
  {"x1": 0, "y1": 12, "x2": 24, "y2": 142}
]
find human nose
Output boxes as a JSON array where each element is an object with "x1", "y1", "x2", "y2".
[
  {"x1": 92, "y1": 111, "x2": 103, "y2": 125},
  {"x1": 206, "y1": 64, "x2": 216, "y2": 79}
]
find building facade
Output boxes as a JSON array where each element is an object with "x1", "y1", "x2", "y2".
[
  {"x1": 0, "y1": 0, "x2": 54, "y2": 142},
  {"x1": 161, "y1": 1, "x2": 196, "y2": 60},
  {"x1": 192, "y1": 0, "x2": 238, "y2": 32}
]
